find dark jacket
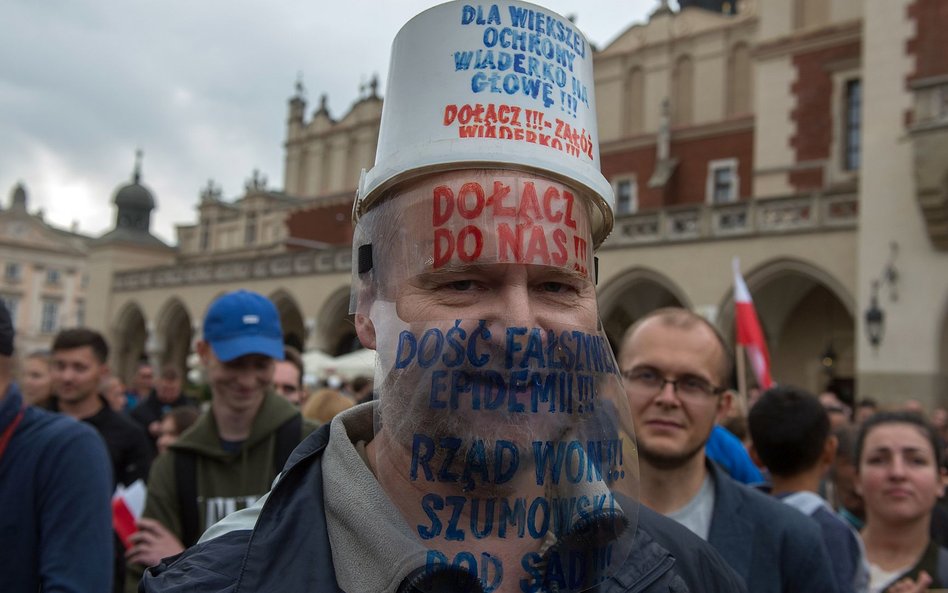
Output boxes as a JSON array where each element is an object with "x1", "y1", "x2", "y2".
[
  {"x1": 1, "y1": 383, "x2": 114, "y2": 593},
  {"x1": 707, "y1": 462, "x2": 840, "y2": 593},
  {"x1": 52, "y1": 395, "x2": 153, "y2": 487},
  {"x1": 883, "y1": 539, "x2": 948, "y2": 592},
  {"x1": 141, "y1": 423, "x2": 746, "y2": 593},
  {"x1": 129, "y1": 392, "x2": 196, "y2": 436}
]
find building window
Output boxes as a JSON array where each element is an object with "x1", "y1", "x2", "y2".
[
  {"x1": 244, "y1": 213, "x2": 257, "y2": 245},
  {"x1": 40, "y1": 300, "x2": 59, "y2": 334},
  {"x1": 200, "y1": 223, "x2": 211, "y2": 252},
  {"x1": 4, "y1": 262, "x2": 21, "y2": 283},
  {"x1": 707, "y1": 159, "x2": 739, "y2": 204},
  {"x1": 75, "y1": 300, "x2": 85, "y2": 327},
  {"x1": 46, "y1": 268, "x2": 61, "y2": 285},
  {"x1": 843, "y1": 79, "x2": 861, "y2": 171},
  {"x1": 0, "y1": 295, "x2": 17, "y2": 323},
  {"x1": 614, "y1": 177, "x2": 638, "y2": 215}
]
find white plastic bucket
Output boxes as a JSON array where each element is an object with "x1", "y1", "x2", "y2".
[{"x1": 355, "y1": 0, "x2": 614, "y2": 247}]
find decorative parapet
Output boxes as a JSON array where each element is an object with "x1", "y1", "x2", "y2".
[
  {"x1": 113, "y1": 248, "x2": 352, "y2": 292},
  {"x1": 606, "y1": 192, "x2": 858, "y2": 247}
]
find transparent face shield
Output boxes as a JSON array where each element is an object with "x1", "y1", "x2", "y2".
[{"x1": 351, "y1": 170, "x2": 638, "y2": 593}]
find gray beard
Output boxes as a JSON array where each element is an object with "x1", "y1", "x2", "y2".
[{"x1": 375, "y1": 364, "x2": 578, "y2": 496}]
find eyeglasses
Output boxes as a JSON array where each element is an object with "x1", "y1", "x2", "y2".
[
  {"x1": 274, "y1": 383, "x2": 300, "y2": 396},
  {"x1": 621, "y1": 367, "x2": 726, "y2": 401}
]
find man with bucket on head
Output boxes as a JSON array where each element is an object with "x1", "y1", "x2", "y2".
[{"x1": 141, "y1": 2, "x2": 745, "y2": 592}]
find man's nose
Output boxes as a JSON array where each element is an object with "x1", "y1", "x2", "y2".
[
  {"x1": 653, "y1": 380, "x2": 680, "y2": 407},
  {"x1": 499, "y1": 284, "x2": 537, "y2": 328},
  {"x1": 234, "y1": 367, "x2": 260, "y2": 386}
]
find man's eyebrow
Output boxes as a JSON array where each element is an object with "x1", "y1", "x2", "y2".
[{"x1": 530, "y1": 267, "x2": 588, "y2": 283}]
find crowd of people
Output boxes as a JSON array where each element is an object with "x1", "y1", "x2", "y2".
[
  {"x1": 0, "y1": 291, "x2": 372, "y2": 592},
  {"x1": 2, "y1": 2, "x2": 946, "y2": 592}
]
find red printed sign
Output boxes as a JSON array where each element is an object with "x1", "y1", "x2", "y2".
[
  {"x1": 430, "y1": 177, "x2": 590, "y2": 278},
  {"x1": 443, "y1": 103, "x2": 594, "y2": 161}
]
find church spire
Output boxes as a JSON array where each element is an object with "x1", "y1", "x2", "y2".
[{"x1": 133, "y1": 149, "x2": 143, "y2": 184}]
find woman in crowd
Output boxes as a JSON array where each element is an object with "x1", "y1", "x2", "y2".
[
  {"x1": 155, "y1": 406, "x2": 200, "y2": 454},
  {"x1": 20, "y1": 350, "x2": 54, "y2": 408},
  {"x1": 857, "y1": 411, "x2": 948, "y2": 592}
]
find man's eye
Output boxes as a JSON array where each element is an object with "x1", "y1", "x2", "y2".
[
  {"x1": 444, "y1": 280, "x2": 476, "y2": 291},
  {"x1": 539, "y1": 282, "x2": 568, "y2": 293},
  {"x1": 680, "y1": 376, "x2": 709, "y2": 392},
  {"x1": 635, "y1": 369, "x2": 660, "y2": 383}
]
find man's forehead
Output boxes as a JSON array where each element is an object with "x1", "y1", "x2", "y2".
[
  {"x1": 413, "y1": 261, "x2": 590, "y2": 282},
  {"x1": 274, "y1": 360, "x2": 299, "y2": 375},
  {"x1": 377, "y1": 170, "x2": 595, "y2": 277},
  {"x1": 626, "y1": 319, "x2": 722, "y2": 367},
  {"x1": 54, "y1": 347, "x2": 98, "y2": 363}
]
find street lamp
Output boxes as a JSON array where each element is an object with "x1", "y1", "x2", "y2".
[
  {"x1": 820, "y1": 342, "x2": 837, "y2": 375},
  {"x1": 864, "y1": 283, "x2": 885, "y2": 347},
  {"x1": 864, "y1": 242, "x2": 898, "y2": 348}
]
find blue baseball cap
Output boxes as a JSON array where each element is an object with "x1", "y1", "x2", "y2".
[{"x1": 203, "y1": 290, "x2": 284, "y2": 362}]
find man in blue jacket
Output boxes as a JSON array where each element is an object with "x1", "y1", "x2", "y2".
[
  {"x1": 618, "y1": 307, "x2": 839, "y2": 593},
  {"x1": 0, "y1": 302, "x2": 114, "y2": 592},
  {"x1": 141, "y1": 1, "x2": 747, "y2": 591}
]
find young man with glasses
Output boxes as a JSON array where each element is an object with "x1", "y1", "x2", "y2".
[{"x1": 618, "y1": 307, "x2": 839, "y2": 593}]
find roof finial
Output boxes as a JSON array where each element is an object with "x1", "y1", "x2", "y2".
[
  {"x1": 294, "y1": 72, "x2": 305, "y2": 99},
  {"x1": 369, "y1": 74, "x2": 379, "y2": 98},
  {"x1": 133, "y1": 149, "x2": 144, "y2": 184},
  {"x1": 651, "y1": 0, "x2": 674, "y2": 18}
]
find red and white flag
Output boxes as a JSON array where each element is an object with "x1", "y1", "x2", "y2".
[
  {"x1": 112, "y1": 479, "x2": 146, "y2": 549},
  {"x1": 732, "y1": 257, "x2": 773, "y2": 390}
]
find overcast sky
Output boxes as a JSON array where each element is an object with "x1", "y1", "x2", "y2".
[{"x1": 1, "y1": 0, "x2": 661, "y2": 243}]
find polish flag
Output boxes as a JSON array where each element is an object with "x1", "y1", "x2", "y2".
[
  {"x1": 112, "y1": 479, "x2": 146, "y2": 549},
  {"x1": 732, "y1": 258, "x2": 773, "y2": 390}
]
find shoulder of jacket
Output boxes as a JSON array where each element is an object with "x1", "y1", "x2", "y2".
[{"x1": 142, "y1": 529, "x2": 253, "y2": 592}]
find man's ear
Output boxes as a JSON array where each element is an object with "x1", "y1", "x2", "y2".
[
  {"x1": 748, "y1": 444, "x2": 763, "y2": 467},
  {"x1": 355, "y1": 314, "x2": 376, "y2": 350},
  {"x1": 196, "y1": 340, "x2": 211, "y2": 364},
  {"x1": 822, "y1": 435, "x2": 839, "y2": 469},
  {"x1": 716, "y1": 390, "x2": 734, "y2": 424}
]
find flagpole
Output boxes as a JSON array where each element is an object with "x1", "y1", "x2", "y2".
[{"x1": 735, "y1": 343, "x2": 747, "y2": 408}]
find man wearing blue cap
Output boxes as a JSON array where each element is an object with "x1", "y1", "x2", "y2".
[{"x1": 125, "y1": 290, "x2": 315, "y2": 580}]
